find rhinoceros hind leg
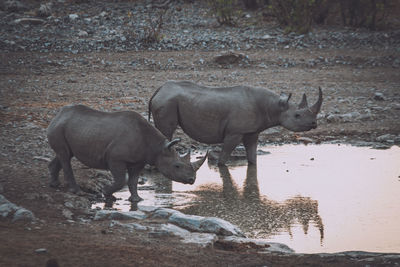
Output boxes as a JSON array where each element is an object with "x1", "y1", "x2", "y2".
[
  {"x1": 48, "y1": 157, "x2": 62, "y2": 188},
  {"x1": 243, "y1": 133, "x2": 259, "y2": 165},
  {"x1": 218, "y1": 134, "x2": 243, "y2": 166}
]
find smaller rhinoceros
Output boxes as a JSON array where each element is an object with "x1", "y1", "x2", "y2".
[
  {"x1": 47, "y1": 105, "x2": 207, "y2": 202},
  {"x1": 149, "y1": 81, "x2": 322, "y2": 165}
]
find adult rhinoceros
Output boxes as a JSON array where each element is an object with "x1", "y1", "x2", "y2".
[
  {"x1": 47, "y1": 104, "x2": 207, "y2": 202},
  {"x1": 148, "y1": 81, "x2": 322, "y2": 165}
]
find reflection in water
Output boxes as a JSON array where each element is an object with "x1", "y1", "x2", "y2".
[
  {"x1": 180, "y1": 164, "x2": 324, "y2": 244},
  {"x1": 93, "y1": 145, "x2": 400, "y2": 253}
]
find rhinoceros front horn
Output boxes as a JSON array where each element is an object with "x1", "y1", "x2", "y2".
[
  {"x1": 191, "y1": 150, "x2": 208, "y2": 171},
  {"x1": 310, "y1": 87, "x2": 323, "y2": 114}
]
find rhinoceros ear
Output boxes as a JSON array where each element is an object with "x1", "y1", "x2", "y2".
[
  {"x1": 279, "y1": 93, "x2": 292, "y2": 110},
  {"x1": 298, "y1": 93, "x2": 308, "y2": 109},
  {"x1": 165, "y1": 138, "x2": 181, "y2": 150}
]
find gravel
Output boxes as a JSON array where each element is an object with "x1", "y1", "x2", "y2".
[{"x1": 1, "y1": 0, "x2": 400, "y2": 54}]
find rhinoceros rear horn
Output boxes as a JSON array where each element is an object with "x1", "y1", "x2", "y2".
[
  {"x1": 165, "y1": 138, "x2": 181, "y2": 150},
  {"x1": 310, "y1": 87, "x2": 323, "y2": 114},
  {"x1": 191, "y1": 150, "x2": 208, "y2": 171},
  {"x1": 298, "y1": 93, "x2": 308, "y2": 109}
]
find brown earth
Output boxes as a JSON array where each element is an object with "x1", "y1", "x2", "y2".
[{"x1": 1, "y1": 48, "x2": 400, "y2": 267}]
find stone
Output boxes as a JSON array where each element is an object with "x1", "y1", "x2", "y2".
[
  {"x1": 200, "y1": 217, "x2": 245, "y2": 237},
  {"x1": 109, "y1": 220, "x2": 148, "y2": 231},
  {"x1": 138, "y1": 205, "x2": 158, "y2": 213},
  {"x1": 78, "y1": 30, "x2": 88, "y2": 37},
  {"x1": 69, "y1": 14, "x2": 79, "y2": 21},
  {"x1": 168, "y1": 212, "x2": 244, "y2": 237},
  {"x1": 94, "y1": 210, "x2": 147, "y2": 221},
  {"x1": 12, "y1": 208, "x2": 35, "y2": 222},
  {"x1": 0, "y1": 202, "x2": 17, "y2": 218},
  {"x1": 13, "y1": 18, "x2": 45, "y2": 25},
  {"x1": 62, "y1": 209, "x2": 73, "y2": 220},
  {"x1": 374, "y1": 92, "x2": 385, "y2": 101},
  {"x1": 35, "y1": 248, "x2": 47, "y2": 253},
  {"x1": 38, "y1": 3, "x2": 52, "y2": 17},
  {"x1": 181, "y1": 233, "x2": 218, "y2": 248},
  {"x1": 376, "y1": 134, "x2": 396, "y2": 143},
  {"x1": 151, "y1": 208, "x2": 179, "y2": 219},
  {"x1": 218, "y1": 236, "x2": 294, "y2": 253}
]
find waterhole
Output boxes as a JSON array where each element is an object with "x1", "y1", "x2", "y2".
[{"x1": 93, "y1": 144, "x2": 400, "y2": 254}]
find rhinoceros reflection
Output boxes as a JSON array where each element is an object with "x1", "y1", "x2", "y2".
[{"x1": 180, "y1": 164, "x2": 324, "y2": 242}]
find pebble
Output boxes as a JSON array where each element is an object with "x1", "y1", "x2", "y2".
[{"x1": 35, "y1": 248, "x2": 48, "y2": 253}]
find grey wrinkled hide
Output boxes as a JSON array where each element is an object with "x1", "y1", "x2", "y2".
[
  {"x1": 149, "y1": 81, "x2": 322, "y2": 165},
  {"x1": 47, "y1": 105, "x2": 207, "y2": 202}
]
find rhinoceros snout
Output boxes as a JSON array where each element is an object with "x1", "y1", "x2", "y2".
[{"x1": 187, "y1": 177, "x2": 195, "y2": 184}]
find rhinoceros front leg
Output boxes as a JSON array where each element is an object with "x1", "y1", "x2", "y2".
[
  {"x1": 243, "y1": 132, "x2": 259, "y2": 165},
  {"x1": 218, "y1": 134, "x2": 243, "y2": 166},
  {"x1": 103, "y1": 161, "x2": 127, "y2": 201},
  {"x1": 127, "y1": 163, "x2": 145, "y2": 202}
]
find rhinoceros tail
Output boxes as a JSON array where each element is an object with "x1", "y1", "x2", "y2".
[{"x1": 148, "y1": 85, "x2": 163, "y2": 121}]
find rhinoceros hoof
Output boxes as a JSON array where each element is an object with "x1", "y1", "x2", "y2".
[
  {"x1": 128, "y1": 195, "x2": 143, "y2": 203},
  {"x1": 104, "y1": 194, "x2": 117, "y2": 202},
  {"x1": 49, "y1": 181, "x2": 60, "y2": 188}
]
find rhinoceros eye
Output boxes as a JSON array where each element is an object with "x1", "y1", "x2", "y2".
[
  {"x1": 295, "y1": 113, "x2": 301, "y2": 119},
  {"x1": 174, "y1": 164, "x2": 181, "y2": 169}
]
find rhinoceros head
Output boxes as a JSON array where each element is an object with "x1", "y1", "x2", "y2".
[
  {"x1": 278, "y1": 87, "x2": 323, "y2": 132},
  {"x1": 155, "y1": 138, "x2": 207, "y2": 184}
]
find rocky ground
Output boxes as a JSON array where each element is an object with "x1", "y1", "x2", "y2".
[{"x1": 1, "y1": 0, "x2": 400, "y2": 266}]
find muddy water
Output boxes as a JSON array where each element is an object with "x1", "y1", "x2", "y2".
[{"x1": 93, "y1": 144, "x2": 400, "y2": 254}]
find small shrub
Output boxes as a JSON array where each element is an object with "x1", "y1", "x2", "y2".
[
  {"x1": 268, "y1": 0, "x2": 317, "y2": 34},
  {"x1": 208, "y1": 0, "x2": 239, "y2": 26},
  {"x1": 339, "y1": 0, "x2": 392, "y2": 30}
]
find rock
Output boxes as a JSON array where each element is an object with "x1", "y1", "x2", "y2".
[
  {"x1": 35, "y1": 248, "x2": 47, "y2": 253},
  {"x1": 217, "y1": 236, "x2": 295, "y2": 253},
  {"x1": 214, "y1": 52, "x2": 248, "y2": 65},
  {"x1": 0, "y1": 202, "x2": 17, "y2": 218},
  {"x1": 13, "y1": 18, "x2": 46, "y2": 25},
  {"x1": 109, "y1": 220, "x2": 149, "y2": 231},
  {"x1": 138, "y1": 205, "x2": 158, "y2": 213},
  {"x1": 168, "y1": 212, "x2": 244, "y2": 237},
  {"x1": 376, "y1": 134, "x2": 396, "y2": 143},
  {"x1": 94, "y1": 210, "x2": 147, "y2": 221},
  {"x1": 68, "y1": 14, "x2": 79, "y2": 21},
  {"x1": 374, "y1": 92, "x2": 385, "y2": 101},
  {"x1": 12, "y1": 208, "x2": 35, "y2": 222},
  {"x1": 64, "y1": 195, "x2": 91, "y2": 210},
  {"x1": 181, "y1": 233, "x2": 218, "y2": 248},
  {"x1": 151, "y1": 208, "x2": 179, "y2": 219},
  {"x1": 37, "y1": 3, "x2": 52, "y2": 17},
  {"x1": 62, "y1": 208, "x2": 73, "y2": 220},
  {"x1": 78, "y1": 30, "x2": 88, "y2": 37}
]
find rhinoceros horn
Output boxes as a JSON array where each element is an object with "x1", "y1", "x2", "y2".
[
  {"x1": 310, "y1": 87, "x2": 323, "y2": 114},
  {"x1": 180, "y1": 149, "x2": 191, "y2": 161},
  {"x1": 298, "y1": 93, "x2": 308, "y2": 109},
  {"x1": 165, "y1": 138, "x2": 181, "y2": 150},
  {"x1": 191, "y1": 150, "x2": 208, "y2": 171}
]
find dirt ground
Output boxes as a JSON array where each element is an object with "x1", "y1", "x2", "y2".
[{"x1": 1, "y1": 46, "x2": 400, "y2": 267}]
